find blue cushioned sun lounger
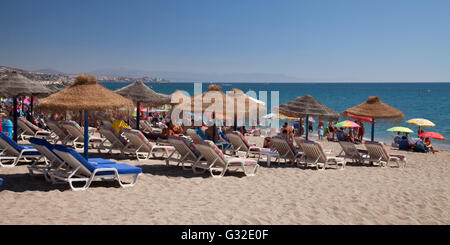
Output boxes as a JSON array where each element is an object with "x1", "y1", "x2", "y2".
[
  {"x1": 0, "y1": 132, "x2": 41, "y2": 167},
  {"x1": 52, "y1": 145, "x2": 142, "y2": 191},
  {"x1": 28, "y1": 137, "x2": 116, "y2": 182}
]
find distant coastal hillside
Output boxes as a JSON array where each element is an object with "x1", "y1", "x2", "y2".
[{"x1": 0, "y1": 66, "x2": 170, "y2": 85}]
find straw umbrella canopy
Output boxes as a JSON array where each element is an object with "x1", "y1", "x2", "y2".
[
  {"x1": 170, "y1": 89, "x2": 191, "y2": 105},
  {"x1": 279, "y1": 94, "x2": 339, "y2": 140},
  {"x1": 0, "y1": 71, "x2": 52, "y2": 141},
  {"x1": 172, "y1": 84, "x2": 266, "y2": 142},
  {"x1": 115, "y1": 80, "x2": 171, "y2": 130},
  {"x1": 38, "y1": 74, "x2": 133, "y2": 158},
  {"x1": 343, "y1": 96, "x2": 404, "y2": 141}
]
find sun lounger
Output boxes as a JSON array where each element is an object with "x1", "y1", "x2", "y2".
[
  {"x1": 98, "y1": 125, "x2": 131, "y2": 155},
  {"x1": 337, "y1": 141, "x2": 369, "y2": 164},
  {"x1": 187, "y1": 128, "x2": 231, "y2": 152},
  {"x1": 28, "y1": 137, "x2": 116, "y2": 183},
  {"x1": 300, "y1": 141, "x2": 345, "y2": 170},
  {"x1": 364, "y1": 141, "x2": 407, "y2": 168},
  {"x1": 46, "y1": 121, "x2": 73, "y2": 145},
  {"x1": 17, "y1": 117, "x2": 53, "y2": 141},
  {"x1": 0, "y1": 132, "x2": 42, "y2": 167},
  {"x1": 51, "y1": 145, "x2": 142, "y2": 191},
  {"x1": 226, "y1": 131, "x2": 273, "y2": 157},
  {"x1": 166, "y1": 135, "x2": 202, "y2": 169},
  {"x1": 271, "y1": 136, "x2": 302, "y2": 166},
  {"x1": 186, "y1": 128, "x2": 206, "y2": 140},
  {"x1": 295, "y1": 137, "x2": 332, "y2": 155},
  {"x1": 192, "y1": 139, "x2": 259, "y2": 178},
  {"x1": 122, "y1": 128, "x2": 175, "y2": 160},
  {"x1": 60, "y1": 120, "x2": 104, "y2": 150}
]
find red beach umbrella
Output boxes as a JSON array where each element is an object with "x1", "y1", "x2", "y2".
[
  {"x1": 419, "y1": 132, "x2": 445, "y2": 140},
  {"x1": 343, "y1": 112, "x2": 376, "y2": 123}
]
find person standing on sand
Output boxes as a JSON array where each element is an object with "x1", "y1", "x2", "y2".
[
  {"x1": 317, "y1": 120, "x2": 324, "y2": 140},
  {"x1": 358, "y1": 120, "x2": 365, "y2": 142},
  {"x1": 328, "y1": 120, "x2": 335, "y2": 140},
  {"x1": 418, "y1": 126, "x2": 424, "y2": 136}
]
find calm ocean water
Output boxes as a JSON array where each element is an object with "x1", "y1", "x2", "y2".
[{"x1": 101, "y1": 81, "x2": 450, "y2": 149}]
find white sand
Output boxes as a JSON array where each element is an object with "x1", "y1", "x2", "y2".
[{"x1": 0, "y1": 136, "x2": 449, "y2": 225}]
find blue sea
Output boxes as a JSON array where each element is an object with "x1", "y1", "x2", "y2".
[{"x1": 101, "y1": 81, "x2": 450, "y2": 149}]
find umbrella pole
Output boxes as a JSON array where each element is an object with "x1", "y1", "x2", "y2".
[
  {"x1": 305, "y1": 115, "x2": 309, "y2": 140},
  {"x1": 136, "y1": 101, "x2": 140, "y2": 131},
  {"x1": 84, "y1": 110, "x2": 89, "y2": 159},
  {"x1": 212, "y1": 112, "x2": 216, "y2": 143},
  {"x1": 371, "y1": 118, "x2": 375, "y2": 142},
  {"x1": 299, "y1": 119, "x2": 302, "y2": 136},
  {"x1": 30, "y1": 96, "x2": 34, "y2": 117},
  {"x1": 13, "y1": 97, "x2": 18, "y2": 142}
]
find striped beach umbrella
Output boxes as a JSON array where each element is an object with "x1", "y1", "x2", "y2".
[
  {"x1": 406, "y1": 118, "x2": 435, "y2": 127},
  {"x1": 334, "y1": 120, "x2": 360, "y2": 128}
]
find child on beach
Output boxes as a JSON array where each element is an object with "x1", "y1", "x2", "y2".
[{"x1": 317, "y1": 120, "x2": 324, "y2": 140}]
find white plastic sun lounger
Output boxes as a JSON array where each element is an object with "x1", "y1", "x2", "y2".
[
  {"x1": 271, "y1": 136, "x2": 302, "y2": 166},
  {"x1": 166, "y1": 135, "x2": 203, "y2": 169},
  {"x1": 300, "y1": 141, "x2": 345, "y2": 170},
  {"x1": 192, "y1": 139, "x2": 259, "y2": 178},
  {"x1": 337, "y1": 141, "x2": 369, "y2": 164},
  {"x1": 122, "y1": 128, "x2": 175, "y2": 160},
  {"x1": 0, "y1": 132, "x2": 42, "y2": 167},
  {"x1": 364, "y1": 141, "x2": 407, "y2": 168},
  {"x1": 97, "y1": 125, "x2": 131, "y2": 155},
  {"x1": 17, "y1": 117, "x2": 53, "y2": 141},
  {"x1": 46, "y1": 121, "x2": 73, "y2": 145},
  {"x1": 29, "y1": 137, "x2": 120, "y2": 184},
  {"x1": 226, "y1": 131, "x2": 275, "y2": 159},
  {"x1": 60, "y1": 120, "x2": 103, "y2": 150},
  {"x1": 52, "y1": 145, "x2": 142, "y2": 191}
]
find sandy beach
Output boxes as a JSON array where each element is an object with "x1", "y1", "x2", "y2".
[{"x1": 0, "y1": 136, "x2": 449, "y2": 225}]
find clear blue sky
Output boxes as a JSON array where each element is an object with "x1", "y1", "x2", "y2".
[{"x1": 1, "y1": 0, "x2": 450, "y2": 81}]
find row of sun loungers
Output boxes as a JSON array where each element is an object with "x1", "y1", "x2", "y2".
[{"x1": 1, "y1": 118, "x2": 407, "y2": 191}]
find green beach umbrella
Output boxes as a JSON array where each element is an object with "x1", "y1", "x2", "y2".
[{"x1": 386, "y1": 126, "x2": 413, "y2": 133}]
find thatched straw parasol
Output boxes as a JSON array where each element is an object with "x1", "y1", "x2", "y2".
[
  {"x1": 0, "y1": 71, "x2": 51, "y2": 98},
  {"x1": 170, "y1": 89, "x2": 191, "y2": 105},
  {"x1": 279, "y1": 94, "x2": 339, "y2": 140},
  {"x1": 0, "y1": 71, "x2": 52, "y2": 141},
  {"x1": 115, "y1": 80, "x2": 171, "y2": 130},
  {"x1": 172, "y1": 84, "x2": 266, "y2": 142},
  {"x1": 38, "y1": 74, "x2": 133, "y2": 158},
  {"x1": 342, "y1": 96, "x2": 404, "y2": 141}
]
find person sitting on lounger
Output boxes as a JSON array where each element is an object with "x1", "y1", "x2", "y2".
[{"x1": 280, "y1": 122, "x2": 294, "y2": 142}]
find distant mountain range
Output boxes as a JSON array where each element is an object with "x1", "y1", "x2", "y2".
[
  {"x1": 2, "y1": 65, "x2": 301, "y2": 83},
  {"x1": 86, "y1": 68, "x2": 300, "y2": 82}
]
